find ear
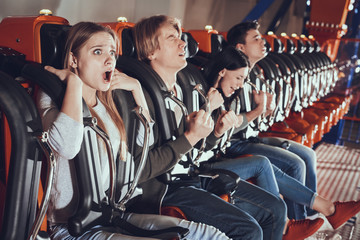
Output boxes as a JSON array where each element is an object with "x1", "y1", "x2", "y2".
[
  {"x1": 214, "y1": 68, "x2": 226, "y2": 88},
  {"x1": 218, "y1": 68, "x2": 226, "y2": 77},
  {"x1": 236, "y1": 43, "x2": 245, "y2": 52},
  {"x1": 148, "y1": 51, "x2": 156, "y2": 61},
  {"x1": 69, "y1": 52, "x2": 78, "y2": 68}
]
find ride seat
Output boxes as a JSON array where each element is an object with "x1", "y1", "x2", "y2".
[
  {"x1": 0, "y1": 14, "x2": 71, "y2": 239},
  {"x1": 115, "y1": 26, "x2": 242, "y2": 222}
]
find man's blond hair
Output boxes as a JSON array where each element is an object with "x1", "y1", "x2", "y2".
[{"x1": 133, "y1": 15, "x2": 182, "y2": 63}]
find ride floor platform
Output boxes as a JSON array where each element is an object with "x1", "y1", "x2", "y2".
[{"x1": 306, "y1": 142, "x2": 360, "y2": 240}]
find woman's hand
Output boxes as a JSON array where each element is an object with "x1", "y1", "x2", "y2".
[
  {"x1": 207, "y1": 87, "x2": 224, "y2": 113},
  {"x1": 214, "y1": 110, "x2": 239, "y2": 137},
  {"x1": 44, "y1": 65, "x2": 83, "y2": 123},
  {"x1": 45, "y1": 66, "x2": 82, "y2": 85},
  {"x1": 110, "y1": 69, "x2": 141, "y2": 92},
  {"x1": 111, "y1": 69, "x2": 152, "y2": 122}
]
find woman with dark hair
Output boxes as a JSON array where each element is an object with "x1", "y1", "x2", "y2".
[
  {"x1": 203, "y1": 46, "x2": 360, "y2": 239},
  {"x1": 36, "y1": 21, "x2": 230, "y2": 240},
  {"x1": 203, "y1": 46, "x2": 281, "y2": 198}
]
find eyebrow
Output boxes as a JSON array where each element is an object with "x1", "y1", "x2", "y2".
[
  {"x1": 167, "y1": 33, "x2": 179, "y2": 39},
  {"x1": 90, "y1": 44, "x2": 116, "y2": 49},
  {"x1": 251, "y1": 33, "x2": 261, "y2": 39}
]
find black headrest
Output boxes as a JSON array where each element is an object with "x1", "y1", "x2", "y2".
[
  {"x1": 121, "y1": 28, "x2": 137, "y2": 58},
  {"x1": 264, "y1": 39, "x2": 272, "y2": 53},
  {"x1": 40, "y1": 24, "x2": 71, "y2": 69},
  {"x1": 210, "y1": 34, "x2": 227, "y2": 55},
  {"x1": 181, "y1": 32, "x2": 199, "y2": 59},
  {"x1": 296, "y1": 39, "x2": 306, "y2": 54},
  {"x1": 273, "y1": 38, "x2": 284, "y2": 54},
  {"x1": 305, "y1": 40, "x2": 314, "y2": 53},
  {"x1": 286, "y1": 39, "x2": 296, "y2": 54},
  {"x1": 313, "y1": 41, "x2": 321, "y2": 52}
]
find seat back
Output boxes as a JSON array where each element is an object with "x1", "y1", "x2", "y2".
[
  {"x1": 264, "y1": 36, "x2": 295, "y2": 120},
  {"x1": 0, "y1": 18, "x2": 70, "y2": 212},
  {"x1": 187, "y1": 29, "x2": 227, "y2": 57},
  {"x1": 255, "y1": 58, "x2": 282, "y2": 130},
  {"x1": 0, "y1": 71, "x2": 42, "y2": 240},
  {"x1": 0, "y1": 15, "x2": 69, "y2": 63},
  {"x1": 0, "y1": 16, "x2": 70, "y2": 237},
  {"x1": 0, "y1": 56, "x2": 57, "y2": 240},
  {"x1": 116, "y1": 27, "x2": 178, "y2": 143}
]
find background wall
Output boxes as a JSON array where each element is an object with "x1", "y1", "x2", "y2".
[{"x1": 0, "y1": 0, "x2": 306, "y2": 35}]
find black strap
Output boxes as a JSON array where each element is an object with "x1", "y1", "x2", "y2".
[{"x1": 198, "y1": 164, "x2": 241, "y2": 196}]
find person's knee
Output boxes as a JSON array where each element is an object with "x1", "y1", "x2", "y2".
[
  {"x1": 257, "y1": 155, "x2": 271, "y2": 165},
  {"x1": 287, "y1": 158, "x2": 306, "y2": 181},
  {"x1": 303, "y1": 148, "x2": 317, "y2": 166},
  {"x1": 253, "y1": 155, "x2": 272, "y2": 171}
]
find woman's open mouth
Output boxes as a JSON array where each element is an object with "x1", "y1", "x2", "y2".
[{"x1": 103, "y1": 71, "x2": 112, "y2": 82}]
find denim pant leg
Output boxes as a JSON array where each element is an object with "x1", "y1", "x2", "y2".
[
  {"x1": 163, "y1": 186, "x2": 263, "y2": 240},
  {"x1": 259, "y1": 137, "x2": 317, "y2": 193},
  {"x1": 231, "y1": 180, "x2": 287, "y2": 240},
  {"x1": 209, "y1": 155, "x2": 280, "y2": 196},
  {"x1": 260, "y1": 137, "x2": 318, "y2": 216},
  {"x1": 272, "y1": 164, "x2": 317, "y2": 208},
  {"x1": 228, "y1": 140, "x2": 306, "y2": 183},
  {"x1": 227, "y1": 140, "x2": 307, "y2": 219}
]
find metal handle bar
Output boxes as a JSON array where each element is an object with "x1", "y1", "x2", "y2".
[{"x1": 28, "y1": 132, "x2": 56, "y2": 240}]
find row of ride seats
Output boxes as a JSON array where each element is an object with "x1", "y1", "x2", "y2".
[
  {"x1": 187, "y1": 26, "x2": 351, "y2": 148},
  {"x1": 113, "y1": 21, "x2": 352, "y2": 220},
  {"x1": 0, "y1": 13, "x2": 351, "y2": 240},
  {"x1": 113, "y1": 20, "x2": 352, "y2": 222}
]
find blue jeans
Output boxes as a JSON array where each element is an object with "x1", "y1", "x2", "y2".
[
  {"x1": 227, "y1": 136, "x2": 317, "y2": 219},
  {"x1": 208, "y1": 155, "x2": 317, "y2": 216},
  {"x1": 163, "y1": 183, "x2": 287, "y2": 240}
]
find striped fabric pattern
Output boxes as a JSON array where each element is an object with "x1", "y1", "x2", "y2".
[
  {"x1": 316, "y1": 143, "x2": 360, "y2": 202},
  {"x1": 306, "y1": 143, "x2": 360, "y2": 239}
]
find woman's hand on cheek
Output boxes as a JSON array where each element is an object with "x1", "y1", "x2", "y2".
[
  {"x1": 110, "y1": 69, "x2": 151, "y2": 121},
  {"x1": 110, "y1": 69, "x2": 141, "y2": 92}
]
